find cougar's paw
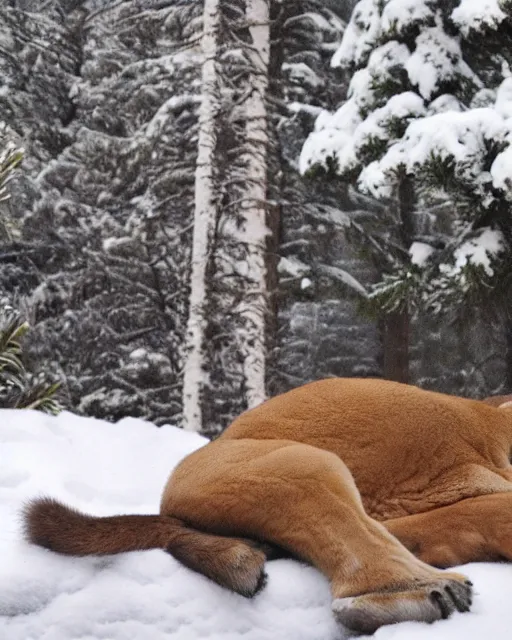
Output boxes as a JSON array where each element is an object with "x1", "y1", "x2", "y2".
[
  {"x1": 167, "y1": 538, "x2": 267, "y2": 599},
  {"x1": 332, "y1": 574, "x2": 473, "y2": 635},
  {"x1": 216, "y1": 542, "x2": 268, "y2": 598}
]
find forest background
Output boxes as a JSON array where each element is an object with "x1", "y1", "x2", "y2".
[{"x1": 1, "y1": 0, "x2": 512, "y2": 435}]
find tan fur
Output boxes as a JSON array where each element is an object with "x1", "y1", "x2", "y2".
[
  {"x1": 481, "y1": 392, "x2": 512, "y2": 407},
  {"x1": 24, "y1": 378, "x2": 512, "y2": 633}
]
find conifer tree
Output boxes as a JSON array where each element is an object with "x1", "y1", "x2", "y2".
[
  {"x1": 0, "y1": 137, "x2": 60, "y2": 413},
  {"x1": 301, "y1": 0, "x2": 512, "y2": 375}
]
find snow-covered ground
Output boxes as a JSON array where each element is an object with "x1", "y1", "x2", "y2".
[{"x1": 1, "y1": 410, "x2": 511, "y2": 639}]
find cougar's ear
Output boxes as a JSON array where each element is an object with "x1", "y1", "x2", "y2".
[
  {"x1": 481, "y1": 394, "x2": 512, "y2": 407},
  {"x1": 498, "y1": 401, "x2": 512, "y2": 410}
]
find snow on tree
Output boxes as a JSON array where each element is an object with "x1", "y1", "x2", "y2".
[
  {"x1": 0, "y1": 129, "x2": 23, "y2": 240},
  {"x1": 0, "y1": 2, "x2": 204, "y2": 426},
  {"x1": 4, "y1": 0, "x2": 508, "y2": 431},
  {"x1": 300, "y1": 0, "x2": 512, "y2": 332},
  {"x1": 0, "y1": 136, "x2": 23, "y2": 205},
  {"x1": 0, "y1": 134, "x2": 61, "y2": 413}
]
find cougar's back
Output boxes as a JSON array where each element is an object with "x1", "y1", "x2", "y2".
[{"x1": 222, "y1": 378, "x2": 512, "y2": 519}]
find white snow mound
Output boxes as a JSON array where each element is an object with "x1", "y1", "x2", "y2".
[{"x1": 1, "y1": 409, "x2": 512, "y2": 639}]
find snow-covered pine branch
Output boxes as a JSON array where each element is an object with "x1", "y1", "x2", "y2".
[{"x1": 300, "y1": 0, "x2": 512, "y2": 312}]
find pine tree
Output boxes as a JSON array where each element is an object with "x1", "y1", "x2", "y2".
[
  {"x1": 0, "y1": 136, "x2": 60, "y2": 413},
  {"x1": 301, "y1": 0, "x2": 512, "y2": 375},
  {"x1": 1, "y1": 2, "x2": 203, "y2": 426},
  {"x1": 0, "y1": 310, "x2": 61, "y2": 414},
  {"x1": 0, "y1": 133, "x2": 23, "y2": 240}
]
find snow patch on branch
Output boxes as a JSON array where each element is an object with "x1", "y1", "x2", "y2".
[
  {"x1": 300, "y1": 40, "x2": 415, "y2": 175},
  {"x1": 409, "y1": 241, "x2": 435, "y2": 266},
  {"x1": 406, "y1": 26, "x2": 482, "y2": 100},
  {"x1": 351, "y1": 40, "x2": 410, "y2": 114},
  {"x1": 491, "y1": 146, "x2": 512, "y2": 195},
  {"x1": 354, "y1": 91, "x2": 426, "y2": 151},
  {"x1": 495, "y1": 77, "x2": 512, "y2": 119},
  {"x1": 331, "y1": 0, "x2": 381, "y2": 68},
  {"x1": 300, "y1": 98, "x2": 361, "y2": 175},
  {"x1": 282, "y1": 63, "x2": 324, "y2": 90},
  {"x1": 445, "y1": 228, "x2": 504, "y2": 276},
  {"x1": 288, "y1": 102, "x2": 326, "y2": 118},
  {"x1": 358, "y1": 108, "x2": 512, "y2": 200},
  {"x1": 318, "y1": 264, "x2": 368, "y2": 296},
  {"x1": 146, "y1": 95, "x2": 200, "y2": 139},
  {"x1": 278, "y1": 256, "x2": 310, "y2": 278},
  {"x1": 427, "y1": 94, "x2": 464, "y2": 115},
  {"x1": 451, "y1": 0, "x2": 508, "y2": 37},
  {"x1": 382, "y1": 0, "x2": 436, "y2": 35},
  {"x1": 301, "y1": 90, "x2": 425, "y2": 181}
]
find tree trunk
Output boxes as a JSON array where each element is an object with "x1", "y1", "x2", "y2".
[
  {"x1": 505, "y1": 315, "x2": 512, "y2": 393},
  {"x1": 381, "y1": 176, "x2": 414, "y2": 383},
  {"x1": 182, "y1": 0, "x2": 220, "y2": 432},
  {"x1": 382, "y1": 309, "x2": 409, "y2": 383},
  {"x1": 237, "y1": 0, "x2": 271, "y2": 408}
]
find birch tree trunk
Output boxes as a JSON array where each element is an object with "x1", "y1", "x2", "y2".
[
  {"x1": 238, "y1": 0, "x2": 271, "y2": 409},
  {"x1": 182, "y1": 0, "x2": 220, "y2": 432}
]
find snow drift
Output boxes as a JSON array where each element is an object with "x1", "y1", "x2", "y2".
[{"x1": 1, "y1": 409, "x2": 511, "y2": 639}]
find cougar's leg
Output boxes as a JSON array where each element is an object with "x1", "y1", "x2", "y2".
[
  {"x1": 162, "y1": 439, "x2": 472, "y2": 634},
  {"x1": 386, "y1": 490, "x2": 512, "y2": 567}
]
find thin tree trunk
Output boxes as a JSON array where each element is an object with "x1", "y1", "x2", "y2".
[
  {"x1": 238, "y1": 0, "x2": 271, "y2": 408},
  {"x1": 382, "y1": 309, "x2": 409, "y2": 383},
  {"x1": 382, "y1": 176, "x2": 414, "y2": 383},
  {"x1": 182, "y1": 0, "x2": 220, "y2": 432},
  {"x1": 505, "y1": 315, "x2": 512, "y2": 392}
]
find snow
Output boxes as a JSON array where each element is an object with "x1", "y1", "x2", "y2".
[
  {"x1": 450, "y1": 228, "x2": 504, "y2": 275},
  {"x1": 381, "y1": 0, "x2": 436, "y2": 36},
  {"x1": 333, "y1": 0, "x2": 509, "y2": 70},
  {"x1": 300, "y1": 98, "x2": 361, "y2": 175},
  {"x1": 306, "y1": 94, "x2": 512, "y2": 202},
  {"x1": 491, "y1": 145, "x2": 512, "y2": 195},
  {"x1": 1, "y1": 410, "x2": 512, "y2": 640},
  {"x1": 145, "y1": 95, "x2": 200, "y2": 139},
  {"x1": 288, "y1": 102, "x2": 326, "y2": 118},
  {"x1": 405, "y1": 26, "x2": 481, "y2": 101},
  {"x1": 354, "y1": 92, "x2": 426, "y2": 153},
  {"x1": 352, "y1": 40, "x2": 410, "y2": 113},
  {"x1": 427, "y1": 94, "x2": 463, "y2": 115},
  {"x1": 357, "y1": 108, "x2": 511, "y2": 200},
  {"x1": 495, "y1": 77, "x2": 512, "y2": 120},
  {"x1": 278, "y1": 256, "x2": 310, "y2": 278},
  {"x1": 409, "y1": 241, "x2": 435, "y2": 266},
  {"x1": 301, "y1": 0, "x2": 512, "y2": 208},
  {"x1": 470, "y1": 88, "x2": 497, "y2": 109},
  {"x1": 318, "y1": 265, "x2": 369, "y2": 296},
  {"x1": 300, "y1": 277, "x2": 313, "y2": 290},
  {"x1": 331, "y1": 0, "x2": 381, "y2": 68},
  {"x1": 300, "y1": 50, "x2": 420, "y2": 176},
  {"x1": 331, "y1": 0, "x2": 438, "y2": 70},
  {"x1": 282, "y1": 63, "x2": 324, "y2": 90},
  {"x1": 451, "y1": 0, "x2": 508, "y2": 37}
]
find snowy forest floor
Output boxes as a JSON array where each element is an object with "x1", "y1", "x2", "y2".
[{"x1": 1, "y1": 410, "x2": 511, "y2": 639}]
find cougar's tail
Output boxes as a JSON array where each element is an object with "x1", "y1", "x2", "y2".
[{"x1": 23, "y1": 497, "x2": 269, "y2": 597}]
